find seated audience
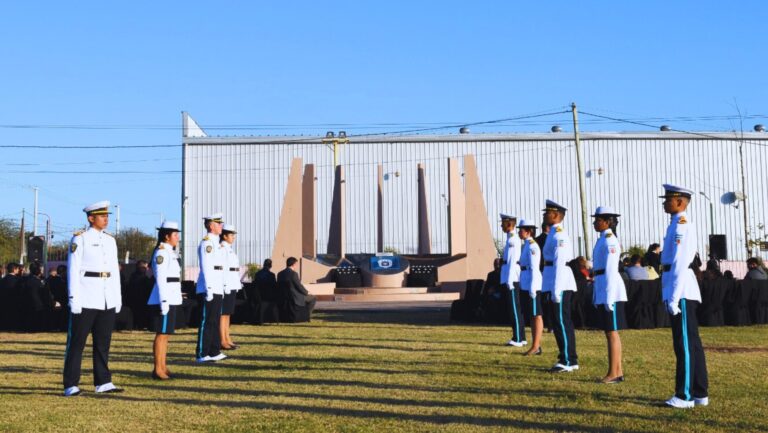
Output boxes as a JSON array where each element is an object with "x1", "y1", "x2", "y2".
[
  {"x1": 643, "y1": 243, "x2": 661, "y2": 271},
  {"x1": 255, "y1": 259, "x2": 279, "y2": 301},
  {"x1": 277, "y1": 257, "x2": 316, "y2": 318},
  {"x1": 625, "y1": 254, "x2": 650, "y2": 281},
  {"x1": 745, "y1": 257, "x2": 768, "y2": 280}
]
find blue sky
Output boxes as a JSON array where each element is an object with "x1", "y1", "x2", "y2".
[{"x1": 1, "y1": 1, "x2": 766, "y2": 239}]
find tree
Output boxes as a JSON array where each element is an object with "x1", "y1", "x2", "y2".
[
  {"x1": 114, "y1": 228, "x2": 156, "y2": 263},
  {"x1": 0, "y1": 219, "x2": 21, "y2": 265}
]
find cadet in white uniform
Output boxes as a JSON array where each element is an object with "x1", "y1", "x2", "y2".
[
  {"x1": 219, "y1": 224, "x2": 242, "y2": 351},
  {"x1": 518, "y1": 219, "x2": 543, "y2": 356},
  {"x1": 591, "y1": 206, "x2": 628, "y2": 384},
  {"x1": 500, "y1": 214, "x2": 526, "y2": 347},
  {"x1": 659, "y1": 184, "x2": 709, "y2": 409},
  {"x1": 195, "y1": 213, "x2": 227, "y2": 363},
  {"x1": 541, "y1": 199, "x2": 579, "y2": 373},
  {"x1": 147, "y1": 221, "x2": 183, "y2": 380},
  {"x1": 63, "y1": 201, "x2": 123, "y2": 396}
]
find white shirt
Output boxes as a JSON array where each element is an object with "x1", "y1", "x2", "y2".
[
  {"x1": 67, "y1": 227, "x2": 122, "y2": 312},
  {"x1": 661, "y1": 211, "x2": 701, "y2": 303},
  {"x1": 542, "y1": 222, "x2": 577, "y2": 302},
  {"x1": 221, "y1": 242, "x2": 242, "y2": 294},
  {"x1": 519, "y1": 237, "x2": 542, "y2": 296},
  {"x1": 592, "y1": 229, "x2": 627, "y2": 306},
  {"x1": 148, "y1": 242, "x2": 183, "y2": 306},
  {"x1": 196, "y1": 233, "x2": 225, "y2": 295},
  {"x1": 500, "y1": 232, "x2": 521, "y2": 285}
]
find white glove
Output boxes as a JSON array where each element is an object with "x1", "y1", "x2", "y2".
[
  {"x1": 552, "y1": 292, "x2": 562, "y2": 304},
  {"x1": 206, "y1": 291, "x2": 214, "y2": 302},
  {"x1": 666, "y1": 300, "x2": 681, "y2": 316},
  {"x1": 161, "y1": 302, "x2": 170, "y2": 316},
  {"x1": 115, "y1": 305, "x2": 121, "y2": 314},
  {"x1": 604, "y1": 303, "x2": 614, "y2": 312},
  {"x1": 70, "y1": 301, "x2": 82, "y2": 315}
]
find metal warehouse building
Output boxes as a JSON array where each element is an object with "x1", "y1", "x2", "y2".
[{"x1": 181, "y1": 114, "x2": 768, "y2": 269}]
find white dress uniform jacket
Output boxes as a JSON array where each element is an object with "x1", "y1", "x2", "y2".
[
  {"x1": 67, "y1": 227, "x2": 121, "y2": 313},
  {"x1": 221, "y1": 242, "x2": 242, "y2": 294},
  {"x1": 542, "y1": 223, "x2": 577, "y2": 303},
  {"x1": 196, "y1": 233, "x2": 225, "y2": 298},
  {"x1": 592, "y1": 229, "x2": 627, "y2": 309},
  {"x1": 519, "y1": 238, "x2": 542, "y2": 296},
  {"x1": 148, "y1": 242, "x2": 183, "y2": 314},
  {"x1": 500, "y1": 232, "x2": 521, "y2": 286},
  {"x1": 661, "y1": 211, "x2": 701, "y2": 305}
]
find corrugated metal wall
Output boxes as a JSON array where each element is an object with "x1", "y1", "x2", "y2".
[{"x1": 183, "y1": 133, "x2": 768, "y2": 268}]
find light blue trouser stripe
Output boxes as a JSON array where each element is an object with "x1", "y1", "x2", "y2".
[
  {"x1": 532, "y1": 294, "x2": 537, "y2": 316},
  {"x1": 197, "y1": 301, "x2": 207, "y2": 358},
  {"x1": 510, "y1": 286, "x2": 520, "y2": 341},
  {"x1": 681, "y1": 299, "x2": 691, "y2": 401},
  {"x1": 559, "y1": 299, "x2": 569, "y2": 366},
  {"x1": 162, "y1": 313, "x2": 168, "y2": 334},
  {"x1": 612, "y1": 303, "x2": 617, "y2": 331},
  {"x1": 64, "y1": 313, "x2": 73, "y2": 358}
]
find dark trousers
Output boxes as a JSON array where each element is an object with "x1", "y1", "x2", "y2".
[
  {"x1": 503, "y1": 283, "x2": 526, "y2": 342},
  {"x1": 550, "y1": 291, "x2": 578, "y2": 366},
  {"x1": 671, "y1": 299, "x2": 708, "y2": 400},
  {"x1": 305, "y1": 295, "x2": 317, "y2": 315},
  {"x1": 196, "y1": 294, "x2": 222, "y2": 358},
  {"x1": 63, "y1": 308, "x2": 116, "y2": 389}
]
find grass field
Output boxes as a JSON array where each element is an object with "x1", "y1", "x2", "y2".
[{"x1": 1, "y1": 308, "x2": 767, "y2": 433}]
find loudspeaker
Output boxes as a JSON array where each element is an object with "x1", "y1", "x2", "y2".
[
  {"x1": 709, "y1": 234, "x2": 727, "y2": 260},
  {"x1": 27, "y1": 236, "x2": 45, "y2": 263}
]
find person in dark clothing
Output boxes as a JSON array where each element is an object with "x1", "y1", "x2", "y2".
[
  {"x1": 1, "y1": 263, "x2": 22, "y2": 330},
  {"x1": 277, "y1": 257, "x2": 316, "y2": 317},
  {"x1": 21, "y1": 261, "x2": 53, "y2": 332},
  {"x1": 126, "y1": 260, "x2": 154, "y2": 329},
  {"x1": 643, "y1": 243, "x2": 661, "y2": 272},
  {"x1": 255, "y1": 259, "x2": 279, "y2": 301},
  {"x1": 480, "y1": 258, "x2": 503, "y2": 322},
  {"x1": 46, "y1": 265, "x2": 69, "y2": 331},
  {"x1": 745, "y1": 257, "x2": 768, "y2": 280}
]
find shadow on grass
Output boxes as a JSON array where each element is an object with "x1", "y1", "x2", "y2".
[{"x1": 81, "y1": 392, "x2": 652, "y2": 433}]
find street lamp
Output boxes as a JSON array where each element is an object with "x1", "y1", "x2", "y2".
[{"x1": 699, "y1": 191, "x2": 714, "y2": 236}]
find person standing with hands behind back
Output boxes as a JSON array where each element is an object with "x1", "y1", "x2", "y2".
[
  {"x1": 147, "y1": 221, "x2": 183, "y2": 380},
  {"x1": 590, "y1": 206, "x2": 627, "y2": 384},
  {"x1": 659, "y1": 184, "x2": 709, "y2": 409}
]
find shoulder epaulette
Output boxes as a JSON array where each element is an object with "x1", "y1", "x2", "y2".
[
  {"x1": 158, "y1": 244, "x2": 165, "y2": 250},
  {"x1": 679, "y1": 217, "x2": 688, "y2": 224},
  {"x1": 103, "y1": 231, "x2": 114, "y2": 237},
  {"x1": 606, "y1": 233, "x2": 613, "y2": 238},
  {"x1": 555, "y1": 226, "x2": 563, "y2": 233},
  {"x1": 73, "y1": 230, "x2": 84, "y2": 236},
  {"x1": 528, "y1": 239, "x2": 535, "y2": 244},
  {"x1": 203, "y1": 236, "x2": 210, "y2": 241}
]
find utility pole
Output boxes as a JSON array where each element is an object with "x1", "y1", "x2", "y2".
[
  {"x1": 19, "y1": 209, "x2": 26, "y2": 264},
  {"x1": 738, "y1": 140, "x2": 750, "y2": 257},
  {"x1": 115, "y1": 204, "x2": 121, "y2": 234},
  {"x1": 33, "y1": 186, "x2": 39, "y2": 236},
  {"x1": 571, "y1": 103, "x2": 591, "y2": 260}
]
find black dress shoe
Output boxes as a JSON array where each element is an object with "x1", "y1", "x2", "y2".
[
  {"x1": 523, "y1": 347, "x2": 542, "y2": 356},
  {"x1": 603, "y1": 376, "x2": 624, "y2": 384}
]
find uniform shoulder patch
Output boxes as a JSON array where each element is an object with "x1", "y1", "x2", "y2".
[
  {"x1": 206, "y1": 245, "x2": 213, "y2": 253},
  {"x1": 156, "y1": 255, "x2": 164, "y2": 264},
  {"x1": 555, "y1": 226, "x2": 563, "y2": 233},
  {"x1": 679, "y1": 217, "x2": 688, "y2": 224}
]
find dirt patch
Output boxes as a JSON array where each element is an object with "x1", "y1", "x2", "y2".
[{"x1": 706, "y1": 346, "x2": 768, "y2": 353}]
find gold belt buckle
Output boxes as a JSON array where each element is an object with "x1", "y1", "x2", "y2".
[{"x1": 100, "y1": 272, "x2": 109, "y2": 279}]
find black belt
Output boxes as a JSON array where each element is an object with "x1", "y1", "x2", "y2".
[
  {"x1": 520, "y1": 266, "x2": 529, "y2": 271},
  {"x1": 213, "y1": 266, "x2": 223, "y2": 270},
  {"x1": 594, "y1": 269, "x2": 605, "y2": 276},
  {"x1": 166, "y1": 277, "x2": 180, "y2": 282},
  {"x1": 229, "y1": 267, "x2": 239, "y2": 272},
  {"x1": 544, "y1": 261, "x2": 554, "y2": 266},
  {"x1": 84, "y1": 271, "x2": 110, "y2": 278}
]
